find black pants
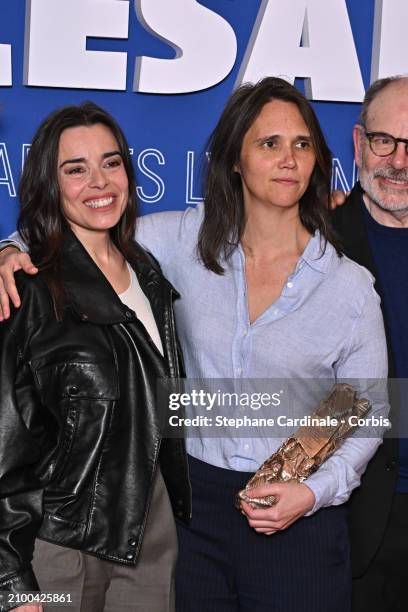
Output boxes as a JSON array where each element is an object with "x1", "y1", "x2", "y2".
[
  {"x1": 352, "y1": 493, "x2": 408, "y2": 612},
  {"x1": 176, "y1": 455, "x2": 351, "y2": 612}
]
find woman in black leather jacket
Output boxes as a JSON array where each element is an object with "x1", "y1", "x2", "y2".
[{"x1": 0, "y1": 103, "x2": 190, "y2": 612}]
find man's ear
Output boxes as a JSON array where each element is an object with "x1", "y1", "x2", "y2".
[{"x1": 353, "y1": 124, "x2": 362, "y2": 168}]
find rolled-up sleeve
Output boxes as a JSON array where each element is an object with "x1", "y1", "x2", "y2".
[{"x1": 305, "y1": 282, "x2": 388, "y2": 513}]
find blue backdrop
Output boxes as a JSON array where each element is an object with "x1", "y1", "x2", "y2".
[{"x1": 0, "y1": 1, "x2": 379, "y2": 236}]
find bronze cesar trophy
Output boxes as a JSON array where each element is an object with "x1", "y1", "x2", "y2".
[{"x1": 236, "y1": 384, "x2": 371, "y2": 509}]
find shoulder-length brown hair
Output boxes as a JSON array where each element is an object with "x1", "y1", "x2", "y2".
[
  {"x1": 17, "y1": 101, "x2": 138, "y2": 314},
  {"x1": 198, "y1": 77, "x2": 341, "y2": 274}
]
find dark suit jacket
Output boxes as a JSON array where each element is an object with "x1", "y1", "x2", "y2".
[{"x1": 333, "y1": 182, "x2": 398, "y2": 578}]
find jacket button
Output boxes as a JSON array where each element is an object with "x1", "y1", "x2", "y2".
[
  {"x1": 81, "y1": 314, "x2": 88, "y2": 321},
  {"x1": 177, "y1": 499, "x2": 183, "y2": 506},
  {"x1": 128, "y1": 538, "x2": 137, "y2": 547},
  {"x1": 177, "y1": 510, "x2": 184, "y2": 518},
  {"x1": 385, "y1": 460, "x2": 397, "y2": 471},
  {"x1": 125, "y1": 310, "x2": 133, "y2": 319},
  {"x1": 69, "y1": 386, "x2": 79, "y2": 395},
  {"x1": 125, "y1": 552, "x2": 133, "y2": 560}
]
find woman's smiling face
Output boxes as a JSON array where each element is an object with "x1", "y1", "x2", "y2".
[{"x1": 57, "y1": 123, "x2": 129, "y2": 239}]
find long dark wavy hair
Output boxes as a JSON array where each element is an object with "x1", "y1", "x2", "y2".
[
  {"x1": 198, "y1": 77, "x2": 341, "y2": 274},
  {"x1": 17, "y1": 102, "x2": 138, "y2": 315}
]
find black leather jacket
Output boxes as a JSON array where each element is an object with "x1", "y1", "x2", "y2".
[{"x1": 0, "y1": 230, "x2": 191, "y2": 603}]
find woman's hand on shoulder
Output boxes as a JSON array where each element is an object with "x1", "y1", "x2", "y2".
[
  {"x1": 240, "y1": 481, "x2": 315, "y2": 535},
  {"x1": 0, "y1": 247, "x2": 38, "y2": 320}
]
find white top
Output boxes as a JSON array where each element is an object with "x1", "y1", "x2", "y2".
[{"x1": 118, "y1": 263, "x2": 164, "y2": 356}]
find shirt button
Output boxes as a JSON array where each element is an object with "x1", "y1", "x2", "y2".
[
  {"x1": 273, "y1": 309, "x2": 279, "y2": 315},
  {"x1": 237, "y1": 368, "x2": 242, "y2": 375},
  {"x1": 243, "y1": 330, "x2": 248, "y2": 337},
  {"x1": 244, "y1": 444, "x2": 250, "y2": 451},
  {"x1": 125, "y1": 552, "x2": 133, "y2": 561},
  {"x1": 128, "y1": 538, "x2": 137, "y2": 547},
  {"x1": 287, "y1": 282, "x2": 294, "y2": 288}
]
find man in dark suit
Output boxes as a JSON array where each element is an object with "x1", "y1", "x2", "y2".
[{"x1": 334, "y1": 75, "x2": 408, "y2": 612}]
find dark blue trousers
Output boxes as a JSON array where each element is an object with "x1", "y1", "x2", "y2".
[{"x1": 176, "y1": 455, "x2": 351, "y2": 612}]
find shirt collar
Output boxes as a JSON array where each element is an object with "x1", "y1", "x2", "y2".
[{"x1": 297, "y1": 231, "x2": 334, "y2": 274}]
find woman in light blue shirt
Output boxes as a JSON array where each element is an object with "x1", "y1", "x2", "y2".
[
  {"x1": 136, "y1": 79, "x2": 387, "y2": 612},
  {"x1": 0, "y1": 78, "x2": 387, "y2": 612}
]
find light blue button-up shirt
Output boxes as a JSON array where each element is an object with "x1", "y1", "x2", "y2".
[
  {"x1": 135, "y1": 203, "x2": 388, "y2": 513},
  {"x1": 8, "y1": 204, "x2": 388, "y2": 513}
]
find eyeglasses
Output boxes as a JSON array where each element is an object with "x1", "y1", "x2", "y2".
[{"x1": 364, "y1": 129, "x2": 408, "y2": 157}]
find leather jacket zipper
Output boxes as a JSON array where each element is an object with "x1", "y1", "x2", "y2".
[{"x1": 166, "y1": 288, "x2": 180, "y2": 379}]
